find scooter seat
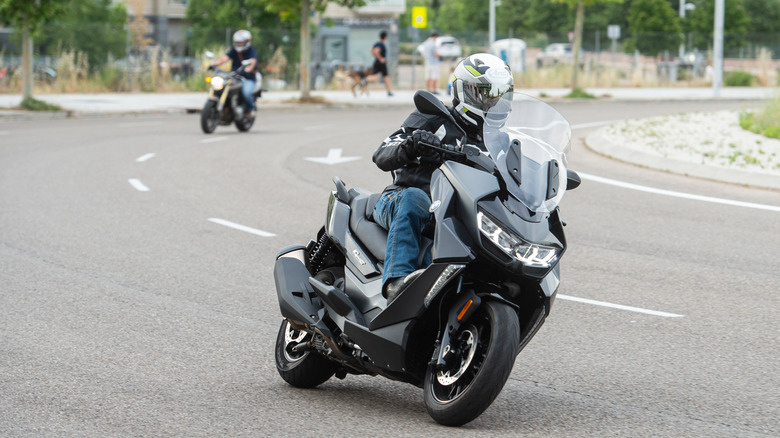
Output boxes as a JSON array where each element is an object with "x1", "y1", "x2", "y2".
[{"x1": 349, "y1": 192, "x2": 387, "y2": 262}]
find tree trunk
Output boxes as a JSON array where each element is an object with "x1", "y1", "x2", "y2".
[
  {"x1": 22, "y1": 15, "x2": 34, "y2": 99},
  {"x1": 300, "y1": 0, "x2": 311, "y2": 99},
  {"x1": 570, "y1": 1, "x2": 585, "y2": 91}
]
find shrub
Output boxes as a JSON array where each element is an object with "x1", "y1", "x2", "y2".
[
  {"x1": 20, "y1": 97, "x2": 61, "y2": 111},
  {"x1": 724, "y1": 70, "x2": 756, "y2": 87},
  {"x1": 566, "y1": 87, "x2": 596, "y2": 99}
]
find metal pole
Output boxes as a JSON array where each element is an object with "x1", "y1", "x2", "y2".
[
  {"x1": 489, "y1": 0, "x2": 496, "y2": 47},
  {"x1": 713, "y1": 0, "x2": 724, "y2": 96},
  {"x1": 678, "y1": 0, "x2": 686, "y2": 60}
]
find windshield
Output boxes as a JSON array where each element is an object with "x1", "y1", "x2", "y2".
[{"x1": 483, "y1": 93, "x2": 572, "y2": 215}]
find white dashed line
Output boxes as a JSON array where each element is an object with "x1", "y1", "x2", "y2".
[
  {"x1": 136, "y1": 153, "x2": 156, "y2": 162},
  {"x1": 128, "y1": 179, "x2": 150, "y2": 192},
  {"x1": 558, "y1": 294, "x2": 685, "y2": 318},
  {"x1": 207, "y1": 218, "x2": 276, "y2": 237},
  {"x1": 201, "y1": 136, "x2": 229, "y2": 144}
]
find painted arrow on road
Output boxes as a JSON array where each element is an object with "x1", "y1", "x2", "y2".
[{"x1": 305, "y1": 148, "x2": 360, "y2": 165}]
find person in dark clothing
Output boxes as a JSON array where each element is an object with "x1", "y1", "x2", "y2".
[
  {"x1": 211, "y1": 29, "x2": 258, "y2": 118},
  {"x1": 372, "y1": 53, "x2": 515, "y2": 303},
  {"x1": 367, "y1": 30, "x2": 394, "y2": 97}
]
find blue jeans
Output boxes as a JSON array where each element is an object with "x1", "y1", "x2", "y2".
[
  {"x1": 373, "y1": 188, "x2": 433, "y2": 286},
  {"x1": 241, "y1": 78, "x2": 256, "y2": 111}
]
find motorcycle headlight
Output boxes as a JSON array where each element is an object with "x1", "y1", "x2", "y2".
[
  {"x1": 477, "y1": 211, "x2": 560, "y2": 268},
  {"x1": 209, "y1": 76, "x2": 225, "y2": 90}
]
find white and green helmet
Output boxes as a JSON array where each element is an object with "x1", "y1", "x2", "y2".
[{"x1": 451, "y1": 53, "x2": 514, "y2": 127}]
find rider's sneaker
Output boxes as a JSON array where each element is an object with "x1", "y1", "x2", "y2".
[
  {"x1": 387, "y1": 92, "x2": 394, "y2": 97},
  {"x1": 247, "y1": 109, "x2": 255, "y2": 119}
]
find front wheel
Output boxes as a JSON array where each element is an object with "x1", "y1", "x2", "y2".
[
  {"x1": 275, "y1": 319, "x2": 337, "y2": 388},
  {"x1": 423, "y1": 300, "x2": 519, "y2": 426},
  {"x1": 200, "y1": 100, "x2": 218, "y2": 134}
]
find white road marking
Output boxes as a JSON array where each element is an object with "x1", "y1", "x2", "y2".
[
  {"x1": 579, "y1": 172, "x2": 780, "y2": 212},
  {"x1": 207, "y1": 218, "x2": 276, "y2": 237},
  {"x1": 305, "y1": 148, "x2": 361, "y2": 165},
  {"x1": 118, "y1": 121, "x2": 162, "y2": 128},
  {"x1": 558, "y1": 294, "x2": 685, "y2": 318},
  {"x1": 303, "y1": 125, "x2": 330, "y2": 131},
  {"x1": 571, "y1": 120, "x2": 623, "y2": 130},
  {"x1": 136, "y1": 153, "x2": 156, "y2": 162},
  {"x1": 201, "y1": 136, "x2": 229, "y2": 144},
  {"x1": 128, "y1": 178, "x2": 150, "y2": 192}
]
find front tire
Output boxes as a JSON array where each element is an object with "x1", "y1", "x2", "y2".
[
  {"x1": 200, "y1": 100, "x2": 218, "y2": 134},
  {"x1": 275, "y1": 319, "x2": 337, "y2": 388},
  {"x1": 423, "y1": 300, "x2": 519, "y2": 426}
]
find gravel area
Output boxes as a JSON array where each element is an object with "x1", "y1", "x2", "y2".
[{"x1": 600, "y1": 110, "x2": 780, "y2": 178}]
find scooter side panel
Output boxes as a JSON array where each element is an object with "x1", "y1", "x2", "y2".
[
  {"x1": 273, "y1": 247, "x2": 329, "y2": 334},
  {"x1": 344, "y1": 319, "x2": 410, "y2": 372}
]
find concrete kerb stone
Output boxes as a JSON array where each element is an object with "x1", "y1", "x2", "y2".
[{"x1": 585, "y1": 127, "x2": 780, "y2": 191}]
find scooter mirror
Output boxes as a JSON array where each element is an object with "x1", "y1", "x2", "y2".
[
  {"x1": 413, "y1": 90, "x2": 466, "y2": 137},
  {"x1": 566, "y1": 169, "x2": 581, "y2": 190}
]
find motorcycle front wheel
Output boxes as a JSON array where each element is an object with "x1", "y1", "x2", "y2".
[
  {"x1": 275, "y1": 319, "x2": 337, "y2": 388},
  {"x1": 200, "y1": 100, "x2": 218, "y2": 134},
  {"x1": 423, "y1": 300, "x2": 519, "y2": 426}
]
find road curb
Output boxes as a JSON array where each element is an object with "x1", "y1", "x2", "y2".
[{"x1": 585, "y1": 127, "x2": 780, "y2": 191}]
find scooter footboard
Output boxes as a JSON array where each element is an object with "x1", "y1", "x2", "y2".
[{"x1": 274, "y1": 246, "x2": 327, "y2": 331}]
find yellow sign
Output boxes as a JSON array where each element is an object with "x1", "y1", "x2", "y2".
[{"x1": 411, "y1": 6, "x2": 427, "y2": 29}]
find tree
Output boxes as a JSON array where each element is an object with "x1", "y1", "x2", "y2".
[
  {"x1": 684, "y1": 0, "x2": 750, "y2": 51},
  {"x1": 553, "y1": 0, "x2": 622, "y2": 91},
  {"x1": 187, "y1": 0, "x2": 362, "y2": 99},
  {"x1": 626, "y1": 0, "x2": 682, "y2": 57},
  {"x1": 0, "y1": 0, "x2": 65, "y2": 98},
  {"x1": 37, "y1": 0, "x2": 127, "y2": 73}
]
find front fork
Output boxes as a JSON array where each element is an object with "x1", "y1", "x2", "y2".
[{"x1": 431, "y1": 283, "x2": 482, "y2": 370}]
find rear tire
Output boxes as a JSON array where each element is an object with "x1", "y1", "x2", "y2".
[
  {"x1": 235, "y1": 113, "x2": 254, "y2": 132},
  {"x1": 275, "y1": 319, "x2": 337, "y2": 388},
  {"x1": 200, "y1": 100, "x2": 218, "y2": 134},
  {"x1": 423, "y1": 300, "x2": 519, "y2": 426}
]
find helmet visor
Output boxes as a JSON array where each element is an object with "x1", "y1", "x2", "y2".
[{"x1": 462, "y1": 81, "x2": 514, "y2": 112}]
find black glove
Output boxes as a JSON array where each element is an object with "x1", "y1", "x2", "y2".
[{"x1": 403, "y1": 130, "x2": 441, "y2": 158}]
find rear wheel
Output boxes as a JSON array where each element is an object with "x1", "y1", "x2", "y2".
[
  {"x1": 235, "y1": 111, "x2": 254, "y2": 132},
  {"x1": 200, "y1": 100, "x2": 218, "y2": 134},
  {"x1": 423, "y1": 300, "x2": 519, "y2": 426},
  {"x1": 275, "y1": 319, "x2": 337, "y2": 388}
]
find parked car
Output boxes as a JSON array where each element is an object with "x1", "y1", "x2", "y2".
[
  {"x1": 536, "y1": 43, "x2": 575, "y2": 68},
  {"x1": 436, "y1": 36, "x2": 462, "y2": 60}
]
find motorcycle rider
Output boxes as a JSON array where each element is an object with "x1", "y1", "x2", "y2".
[
  {"x1": 211, "y1": 29, "x2": 257, "y2": 119},
  {"x1": 372, "y1": 53, "x2": 514, "y2": 303}
]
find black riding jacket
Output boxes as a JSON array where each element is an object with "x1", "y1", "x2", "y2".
[{"x1": 373, "y1": 107, "x2": 483, "y2": 196}]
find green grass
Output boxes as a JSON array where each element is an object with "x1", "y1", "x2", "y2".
[
  {"x1": 565, "y1": 87, "x2": 596, "y2": 99},
  {"x1": 740, "y1": 96, "x2": 780, "y2": 140},
  {"x1": 20, "y1": 97, "x2": 61, "y2": 111}
]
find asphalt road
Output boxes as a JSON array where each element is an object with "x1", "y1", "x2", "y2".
[{"x1": 1, "y1": 100, "x2": 778, "y2": 437}]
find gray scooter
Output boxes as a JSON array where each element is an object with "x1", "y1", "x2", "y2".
[{"x1": 273, "y1": 91, "x2": 581, "y2": 426}]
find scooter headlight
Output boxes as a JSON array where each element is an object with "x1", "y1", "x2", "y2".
[
  {"x1": 477, "y1": 211, "x2": 560, "y2": 268},
  {"x1": 209, "y1": 76, "x2": 225, "y2": 90}
]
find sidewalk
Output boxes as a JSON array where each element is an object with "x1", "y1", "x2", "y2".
[
  {"x1": 0, "y1": 87, "x2": 777, "y2": 117},
  {"x1": 1, "y1": 87, "x2": 778, "y2": 190}
]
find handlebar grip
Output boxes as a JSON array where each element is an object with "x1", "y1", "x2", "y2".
[{"x1": 417, "y1": 141, "x2": 467, "y2": 162}]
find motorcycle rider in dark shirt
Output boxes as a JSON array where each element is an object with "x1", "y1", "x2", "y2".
[
  {"x1": 372, "y1": 53, "x2": 515, "y2": 303},
  {"x1": 211, "y1": 29, "x2": 258, "y2": 119}
]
